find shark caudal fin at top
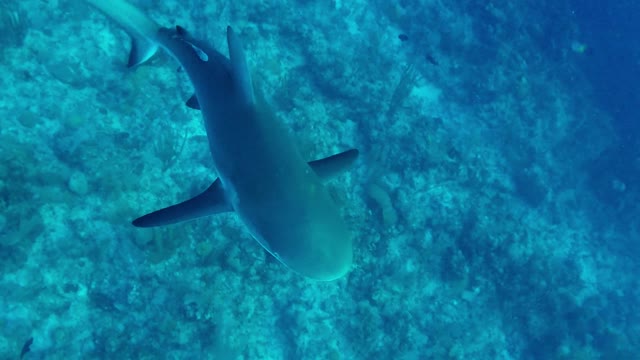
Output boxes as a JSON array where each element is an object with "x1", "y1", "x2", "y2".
[
  {"x1": 127, "y1": 36, "x2": 157, "y2": 67},
  {"x1": 84, "y1": 0, "x2": 160, "y2": 67}
]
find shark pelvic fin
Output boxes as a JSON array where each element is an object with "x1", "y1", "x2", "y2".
[
  {"x1": 132, "y1": 178, "x2": 231, "y2": 227},
  {"x1": 186, "y1": 94, "x2": 200, "y2": 109},
  {"x1": 308, "y1": 149, "x2": 359, "y2": 180},
  {"x1": 226, "y1": 26, "x2": 255, "y2": 104}
]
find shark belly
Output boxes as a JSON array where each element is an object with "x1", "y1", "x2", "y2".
[{"x1": 202, "y1": 100, "x2": 352, "y2": 280}]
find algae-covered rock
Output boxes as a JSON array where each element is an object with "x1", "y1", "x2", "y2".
[
  {"x1": 67, "y1": 171, "x2": 89, "y2": 196},
  {"x1": 367, "y1": 183, "x2": 398, "y2": 227},
  {"x1": 17, "y1": 111, "x2": 39, "y2": 128},
  {"x1": 0, "y1": 1, "x2": 28, "y2": 49},
  {"x1": 0, "y1": 212, "x2": 44, "y2": 248}
]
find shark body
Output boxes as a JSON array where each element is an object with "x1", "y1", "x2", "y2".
[{"x1": 84, "y1": 0, "x2": 358, "y2": 280}]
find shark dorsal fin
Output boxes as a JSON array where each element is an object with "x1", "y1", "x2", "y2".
[{"x1": 226, "y1": 26, "x2": 255, "y2": 105}]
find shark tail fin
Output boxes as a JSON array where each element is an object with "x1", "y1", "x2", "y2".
[
  {"x1": 84, "y1": 0, "x2": 160, "y2": 67},
  {"x1": 127, "y1": 36, "x2": 158, "y2": 67}
]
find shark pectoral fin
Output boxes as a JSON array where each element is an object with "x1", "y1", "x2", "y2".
[
  {"x1": 308, "y1": 149, "x2": 359, "y2": 180},
  {"x1": 127, "y1": 36, "x2": 158, "y2": 67},
  {"x1": 226, "y1": 26, "x2": 255, "y2": 104},
  {"x1": 132, "y1": 178, "x2": 231, "y2": 227},
  {"x1": 186, "y1": 94, "x2": 200, "y2": 109}
]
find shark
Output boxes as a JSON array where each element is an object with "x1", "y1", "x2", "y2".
[{"x1": 84, "y1": 0, "x2": 359, "y2": 280}]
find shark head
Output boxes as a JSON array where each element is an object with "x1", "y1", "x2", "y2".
[
  {"x1": 234, "y1": 170, "x2": 354, "y2": 281},
  {"x1": 281, "y1": 197, "x2": 354, "y2": 281},
  {"x1": 270, "y1": 213, "x2": 354, "y2": 281}
]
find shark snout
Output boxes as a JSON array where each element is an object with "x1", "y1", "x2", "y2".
[{"x1": 278, "y1": 215, "x2": 353, "y2": 281}]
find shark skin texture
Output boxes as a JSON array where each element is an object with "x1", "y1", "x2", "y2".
[{"x1": 83, "y1": 0, "x2": 359, "y2": 281}]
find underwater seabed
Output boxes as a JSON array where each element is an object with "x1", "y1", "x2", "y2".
[{"x1": 1, "y1": 0, "x2": 638, "y2": 359}]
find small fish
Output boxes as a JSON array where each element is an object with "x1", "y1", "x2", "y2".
[{"x1": 20, "y1": 337, "x2": 33, "y2": 359}]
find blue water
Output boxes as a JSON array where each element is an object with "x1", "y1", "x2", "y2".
[
  {"x1": 570, "y1": 1, "x2": 640, "y2": 144},
  {"x1": 1, "y1": 1, "x2": 638, "y2": 359}
]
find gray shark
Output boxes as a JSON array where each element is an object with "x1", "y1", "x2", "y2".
[{"x1": 84, "y1": 0, "x2": 358, "y2": 280}]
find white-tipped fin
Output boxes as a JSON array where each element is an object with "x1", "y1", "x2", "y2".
[{"x1": 226, "y1": 26, "x2": 255, "y2": 104}]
